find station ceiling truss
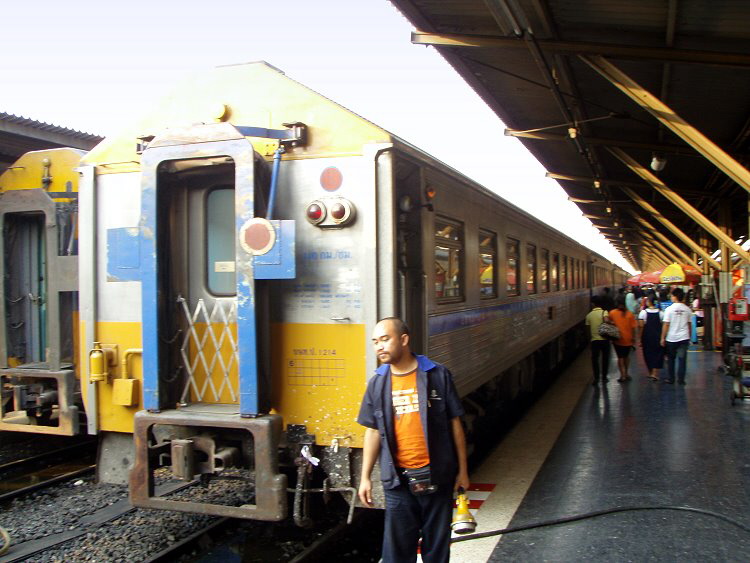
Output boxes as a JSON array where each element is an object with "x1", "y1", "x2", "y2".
[{"x1": 390, "y1": 0, "x2": 750, "y2": 273}]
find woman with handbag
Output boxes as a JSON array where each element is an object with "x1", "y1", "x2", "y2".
[
  {"x1": 585, "y1": 296, "x2": 612, "y2": 385},
  {"x1": 609, "y1": 295, "x2": 638, "y2": 382}
]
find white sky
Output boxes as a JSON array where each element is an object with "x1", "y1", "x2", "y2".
[{"x1": 2, "y1": 0, "x2": 632, "y2": 271}]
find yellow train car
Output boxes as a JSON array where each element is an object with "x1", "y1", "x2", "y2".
[
  {"x1": 1, "y1": 62, "x2": 624, "y2": 523},
  {"x1": 0, "y1": 148, "x2": 84, "y2": 435}
]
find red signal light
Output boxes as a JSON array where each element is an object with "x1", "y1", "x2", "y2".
[{"x1": 306, "y1": 201, "x2": 326, "y2": 224}]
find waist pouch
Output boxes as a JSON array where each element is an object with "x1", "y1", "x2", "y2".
[{"x1": 402, "y1": 465, "x2": 437, "y2": 496}]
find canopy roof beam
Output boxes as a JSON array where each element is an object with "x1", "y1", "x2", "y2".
[
  {"x1": 582, "y1": 55, "x2": 750, "y2": 196},
  {"x1": 411, "y1": 32, "x2": 750, "y2": 67},
  {"x1": 609, "y1": 146, "x2": 750, "y2": 265},
  {"x1": 619, "y1": 185, "x2": 721, "y2": 270},
  {"x1": 627, "y1": 212, "x2": 702, "y2": 271}
]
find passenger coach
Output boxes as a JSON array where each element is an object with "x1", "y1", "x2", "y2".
[{"x1": 0, "y1": 62, "x2": 626, "y2": 521}]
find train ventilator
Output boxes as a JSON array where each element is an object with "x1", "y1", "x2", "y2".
[{"x1": 0, "y1": 62, "x2": 628, "y2": 524}]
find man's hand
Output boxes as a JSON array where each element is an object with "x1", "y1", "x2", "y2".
[
  {"x1": 358, "y1": 476, "x2": 373, "y2": 507},
  {"x1": 454, "y1": 470, "x2": 470, "y2": 493}
]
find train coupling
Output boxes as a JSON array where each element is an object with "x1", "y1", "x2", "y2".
[
  {"x1": 0, "y1": 366, "x2": 80, "y2": 435},
  {"x1": 130, "y1": 407, "x2": 288, "y2": 521}
]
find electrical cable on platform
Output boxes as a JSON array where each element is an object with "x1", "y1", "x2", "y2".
[{"x1": 450, "y1": 505, "x2": 750, "y2": 544}]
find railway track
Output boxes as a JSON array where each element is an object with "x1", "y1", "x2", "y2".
[
  {"x1": 142, "y1": 501, "x2": 383, "y2": 562},
  {"x1": 0, "y1": 440, "x2": 97, "y2": 502}
]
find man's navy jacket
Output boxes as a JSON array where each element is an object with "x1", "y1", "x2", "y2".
[{"x1": 357, "y1": 354, "x2": 465, "y2": 490}]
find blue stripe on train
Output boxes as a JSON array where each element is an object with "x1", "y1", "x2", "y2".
[{"x1": 428, "y1": 290, "x2": 590, "y2": 336}]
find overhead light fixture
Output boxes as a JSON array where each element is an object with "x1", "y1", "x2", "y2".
[
  {"x1": 567, "y1": 127, "x2": 577, "y2": 139},
  {"x1": 650, "y1": 153, "x2": 667, "y2": 172},
  {"x1": 606, "y1": 207, "x2": 612, "y2": 214}
]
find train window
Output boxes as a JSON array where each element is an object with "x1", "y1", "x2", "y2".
[
  {"x1": 551, "y1": 253, "x2": 559, "y2": 291},
  {"x1": 526, "y1": 244, "x2": 537, "y2": 294},
  {"x1": 479, "y1": 230, "x2": 497, "y2": 298},
  {"x1": 435, "y1": 218, "x2": 463, "y2": 300},
  {"x1": 540, "y1": 249, "x2": 549, "y2": 292},
  {"x1": 506, "y1": 238, "x2": 519, "y2": 296},
  {"x1": 561, "y1": 256, "x2": 568, "y2": 290},
  {"x1": 206, "y1": 188, "x2": 236, "y2": 295}
]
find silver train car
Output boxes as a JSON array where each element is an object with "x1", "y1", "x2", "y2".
[{"x1": 0, "y1": 62, "x2": 627, "y2": 522}]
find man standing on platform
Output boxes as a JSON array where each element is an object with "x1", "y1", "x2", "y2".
[
  {"x1": 357, "y1": 317, "x2": 469, "y2": 562},
  {"x1": 585, "y1": 296, "x2": 611, "y2": 385},
  {"x1": 660, "y1": 287, "x2": 692, "y2": 384}
]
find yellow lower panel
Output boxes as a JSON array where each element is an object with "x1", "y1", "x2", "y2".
[
  {"x1": 82, "y1": 321, "x2": 143, "y2": 433},
  {"x1": 272, "y1": 323, "x2": 366, "y2": 449}
]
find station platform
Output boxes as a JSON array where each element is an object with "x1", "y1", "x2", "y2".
[{"x1": 453, "y1": 344, "x2": 750, "y2": 562}]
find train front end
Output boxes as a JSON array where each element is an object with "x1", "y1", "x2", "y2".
[
  {"x1": 0, "y1": 148, "x2": 84, "y2": 435},
  {"x1": 80, "y1": 62, "x2": 389, "y2": 521}
]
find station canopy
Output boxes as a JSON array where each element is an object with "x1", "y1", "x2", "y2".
[{"x1": 390, "y1": 0, "x2": 750, "y2": 273}]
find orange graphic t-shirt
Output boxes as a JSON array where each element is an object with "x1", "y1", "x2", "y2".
[{"x1": 391, "y1": 370, "x2": 430, "y2": 469}]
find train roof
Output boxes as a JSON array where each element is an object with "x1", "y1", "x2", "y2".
[{"x1": 81, "y1": 61, "x2": 619, "y2": 269}]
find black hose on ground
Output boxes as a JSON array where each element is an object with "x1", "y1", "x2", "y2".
[{"x1": 451, "y1": 505, "x2": 750, "y2": 543}]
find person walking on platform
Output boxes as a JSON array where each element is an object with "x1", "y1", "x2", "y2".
[
  {"x1": 357, "y1": 317, "x2": 469, "y2": 563},
  {"x1": 658, "y1": 289, "x2": 672, "y2": 312},
  {"x1": 585, "y1": 296, "x2": 611, "y2": 386},
  {"x1": 600, "y1": 287, "x2": 615, "y2": 311},
  {"x1": 660, "y1": 288, "x2": 692, "y2": 385},
  {"x1": 638, "y1": 295, "x2": 664, "y2": 381},
  {"x1": 609, "y1": 295, "x2": 637, "y2": 382},
  {"x1": 626, "y1": 287, "x2": 639, "y2": 316}
]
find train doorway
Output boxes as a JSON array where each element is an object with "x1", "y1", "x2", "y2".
[
  {"x1": 155, "y1": 158, "x2": 240, "y2": 408},
  {"x1": 3, "y1": 212, "x2": 46, "y2": 365}
]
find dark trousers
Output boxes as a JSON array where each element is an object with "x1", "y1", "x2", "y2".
[
  {"x1": 590, "y1": 340, "x2": 611, "y2": 381},
  {"x1": 382, "y1": 484, "x2": 453, "y2": 563},
  {"x1": 665, "y1": 339, "x2": 690, "y2": 383}
]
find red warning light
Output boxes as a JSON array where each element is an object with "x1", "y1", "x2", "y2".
[
  {"x1": 306, "y1": 201, "x2": 326, "y2": 224},
  {"x1": 320, "y1": 167, "x2": 343, "y2": 192}
]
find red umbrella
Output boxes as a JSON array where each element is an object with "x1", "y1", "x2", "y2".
[
  {"x1": 638, "y1": 270, "x2": 663, "y2": 284},
  {"x1": 626, "y1": 273, "x2": 643, "y2": 285}
]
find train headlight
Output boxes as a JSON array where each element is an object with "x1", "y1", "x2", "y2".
[{"x1": 306, "y1": 197, "x2": 356, "y2": 228}]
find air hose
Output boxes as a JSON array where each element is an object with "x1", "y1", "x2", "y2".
[
  {"x1": 450, "y1": 504, "x2": 750, "y2": 544},
  {"x1": 0, "y1": 526, "x2": 10, "y2": 556}
]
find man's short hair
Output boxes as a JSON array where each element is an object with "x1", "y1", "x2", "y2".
[
  {"x1": 591, "y1": 295, "x2": 601, "y2": 307},
  {"x1": 379, "y1": 317, "x2": 410, "y2": 336},
  {"x1": 671, "y1": 287, "x2": 685, "y2": 301}
]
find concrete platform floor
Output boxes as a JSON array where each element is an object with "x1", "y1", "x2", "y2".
[{"x1": 452, "y1": 344, "x2": 750, "y2": 562}]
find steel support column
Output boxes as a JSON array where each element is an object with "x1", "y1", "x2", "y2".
[{"x1": 582, "y1": 55, "x2": 750, "y2": 195}]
